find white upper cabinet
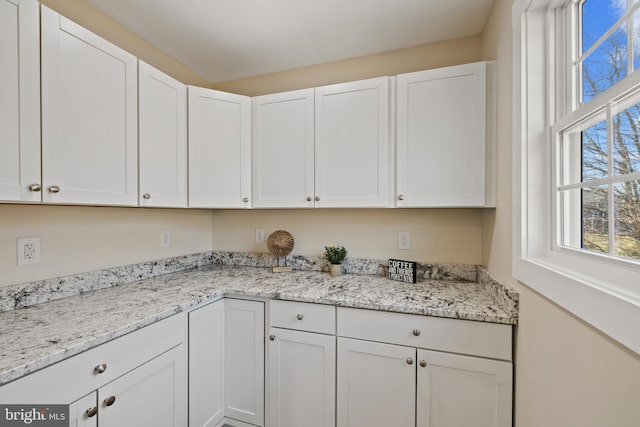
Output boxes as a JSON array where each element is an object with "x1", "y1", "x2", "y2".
[
  {"x1": 138, "y1": 61, "x2": 187, "y2": 208},
  {"x1": 41, "y1": 5, "x2": 138, "y2": 206},
  {"x1": 396, "y1": 61, "x2": 495, "y2": 207},
  {"x1": 188, "y1": 86, "x2": 251, "y2": 208},
  {"x1": 252, "y1": 89, "x2": 315, "y2": 208},
  {"x1": 0, "y1": 0, "x2": 40, "y2": 202},
  {"x1": 315, "y1": 78, "x2": 390, "y2": 207},
  {"x1": 252, "y1": 80, "x2": 390, "y2": 209}
]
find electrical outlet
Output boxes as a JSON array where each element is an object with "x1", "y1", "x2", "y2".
[
  {"x1": 398, "y1": 231, "x2": 411, "y2": 250},
  {"x1": 160, "y1": 230, "x2": 171, "y2": 248},
  {"x1": 17, "y1": 237, "x2": 41, "y2": 266},
  {"x1": 256, "y1": 228, "x2": 265, "y2": 244}
]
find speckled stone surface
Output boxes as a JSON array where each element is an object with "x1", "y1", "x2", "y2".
[
  {"x1": 0, "y1": 251, "x2": 478, "y2": 312},
  {"x1": 0, "y1": 263, "x2": 517, "y2": 387},
  {"x1": 0, "y1": 252, "x2": 213, "y2": 312},
  {"x1": 211, "y1": 251, "x2": 478, "y2": 281}
]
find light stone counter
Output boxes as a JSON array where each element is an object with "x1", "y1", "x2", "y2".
[{"x1": 0, "y1": 257, "x2": 518, "y2": 387}]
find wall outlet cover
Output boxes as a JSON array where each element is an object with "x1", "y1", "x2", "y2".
[{"x1": 17, "y1": 237, "x2": 41, "y2": 266}]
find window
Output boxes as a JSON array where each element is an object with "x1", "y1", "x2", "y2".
[
  {"x1": 555, "y1": 0, "x2": 640, "y2": 265},
  {"x1": 514, "y1": 0, "x2": 640, "y2": 354}
]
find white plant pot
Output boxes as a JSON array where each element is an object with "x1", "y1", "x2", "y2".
[{"x1": 330, "y1": 264, "x2": 343, "y2": 276}]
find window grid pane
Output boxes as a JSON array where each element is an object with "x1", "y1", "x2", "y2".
[{"x1": 614, "y1": 179, "x2": 640, "y2": 258}]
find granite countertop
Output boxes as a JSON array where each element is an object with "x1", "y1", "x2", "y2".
[{"x1": 0, "y1": 262, "x2": 517, "y2": 387}]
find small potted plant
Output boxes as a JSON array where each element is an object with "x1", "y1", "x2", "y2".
[{"x1": 324, "y1": 245, "x2": 347, "y2": 276}]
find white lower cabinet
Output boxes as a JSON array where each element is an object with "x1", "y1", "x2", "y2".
[
  {"x1": 267, "y1": 300, "x2": 336, "y2": 427},
  {"x1": 189, "y1": 299, "x2": 225, "y2": 427},
  {"x1": 0, "y1": 314, "x2": 187, "y2": 427},
  {"x1": 269, "y1": 328, "x2": 336, "y2": 427},
  {"x1": 69, "y1": 393, "x2": 97, "y2": 427},
  {"x1": 66, "y1": 345, "x2": 186, "y2": 427},
  {"x1": 224, "y1": 299, "x2": 265, "y2": 427},
  {"x1": 416, "y1": 349, "x2": 512, "y2": 427},
  {"x1": 96, "y1": 345, "x2": 186, "y2": 427},
  {"x1": 336, "y1": 338, "x2": 415, "y2": 427},
  {"x1": 336, "y1": 307, "x2": 513, "y2": 427}
]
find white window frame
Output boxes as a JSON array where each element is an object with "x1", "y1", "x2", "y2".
[{"x1": 514, "y1": 0, "x2": 640, "y2": 355}]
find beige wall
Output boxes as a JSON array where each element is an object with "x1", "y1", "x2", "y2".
[
  {"x1": 212, "y1": 35, "x2": 483, "y2": 96},
  {"x1": 481, "y1": 0, "x2": 640, "y2": 426},
  {"x1": 0, "y1": 205, "x2": 213, "y2": 286},
  {"x1": 40, "y1": 0, "x2": 211, "y2": 86},
  {"x1": 212, "y1": 209, "x2": 482, "y2": 264}
]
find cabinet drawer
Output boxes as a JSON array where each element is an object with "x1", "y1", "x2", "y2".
[
  {"x1": 337, "y1": 307, "x2": 511, "y2": 361},
  {"x1": 270, "y1": 300, "x2": 335, "y2": 334},
  {"x1": 0, "y1": 313, "x2": 186, "y2": 403}
]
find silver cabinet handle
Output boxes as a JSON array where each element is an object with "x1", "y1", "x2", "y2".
[
  {"x1": 28, "y1": 183, "x2": 42, "y2": 192},
  {"x1": 315, "y1": 196, "x2": 320, "y2": 202},
  {"x1": 269, "y1": 334, "x2": 276, "y2": 341},
  {"x1": 85, "y1": 407, "x2": 98, "y2": 418},
  {"x1": 406, "y1": 357, "x2": 414, "y2": 365},
  {"x1": 103, "y1": 396, "x2": 116, "y2": 407},
  {"x1": 419, "y1": 360, "x2": 427, "y2": 368},
  {"x1": 412, "y1": 329, "x2": 421, "y2": 336},
  {"x1": 94, "y1": 363, "x2": 107, "y2": 374},
  {"x1": 306, "y1": 196, "x2": 312, "y2": 202},
  {"x1": 142, "y1": 193, "x2": 151, "y2": 200},
  {"x1": 243, "y1": 197, "x2": 249, "y2": 203},
  {"x1": 398, "y1": 194, "x2": 404, "y2": 201},
  {"x1": 48, "y1": 185, "x2": 60, "y2": 193},
  {"x1": 296, "y1": 314, "x2": 304, "y2": 320}
]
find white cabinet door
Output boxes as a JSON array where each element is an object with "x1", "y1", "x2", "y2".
[
  {"x1": 68, "y1": 392, "x2": 97, "y2": 427},
  {"x1": 224, "y1": 299, "x2": 264, "y2": 426},
  {"x1": 188, "y1": 87, "x2": 251, "y2": 208},
  {"x1": 315, "y1": 77, "x2": 390, "y2": 207},
  {"x1": 98, "y1": 344, "x2": 187, "y2": 427},
  {"x1": 396, "y1": 61, "x2": 494, "y2": 207},
  {"x1": 41, "y1": 5, "x2": 138, "y2": 206},
  {"x1": 0, "y1": 0, "x2": 40, "y2": 202},
  {"x1": 416, "y1": 349, "x2": 512, "y2": 427},
  {"x1": 252, "y1": 89, "x2": 315, "y2": 208},
  {"x1": 269, "y1": 328, "x2": 336, "y2": 427},
  {"x1": 138, "y1": 61, "x2": 187, "y2": 208},
  {"x1": 336, "y1": 338, "x2": 415, "y2": 427},
  {"x1": 189, "y1": 300, "x2": 225, "y2": 427}
]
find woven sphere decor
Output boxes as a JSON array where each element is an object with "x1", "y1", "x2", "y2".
[{"x1": 266, "y1": 230, "x2": 294, "y2": 258}]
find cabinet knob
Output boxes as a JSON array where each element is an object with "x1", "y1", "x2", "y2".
[
  {"x1": 419, "y1": 360, "x2": 427, "y2": 368},
  {"x1": 85, "y1": 407, "x2": 98, "y2": 418},
  {"x1": 406, "y1": 357, "x2": 414, "y2": 365},
  {"x1": 269, "y1": 334, "x2": 276, "y2": 341},
  {"x1": 142, "y1": 193, "x2": 151, "y2": 200},
  {"x1": 412, "y1": 329, "x2": 421, "y2": 337},
  {"x1": 243, "y1": 197, "x2": 249, "y2": 203},
  {"x1": 306, "y1": 196, "x2": 312, "y2": 202},
  {"x1": 28, "y1": 183, "x2": 42, "y2": 192},
  {"x1": 103, "y1": 396, "x2": 116, "y2": 407},
  {"x1": 94, "y1": 363, "x2": 107, "y2": 374},
  {"x1": 296, "y1": 314, "x2": 304, "y2": 320},
  {"x1": 48, "y1": 185, "x2": 60, "y2": 194},
  {"x1": 398, "y1": 194, "x2": 404, "y2": 201},
  {"x1": 315, "y1": 196, "x2": 320, "y2": 202}
]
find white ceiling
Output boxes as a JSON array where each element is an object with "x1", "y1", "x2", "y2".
[{"x1": 86, "y1": 0, "x2": 495, "y2": 83}]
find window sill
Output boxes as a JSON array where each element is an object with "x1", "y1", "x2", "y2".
[{"x1": 513, "y1": 255, "x2": 640, "y2": 355}]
